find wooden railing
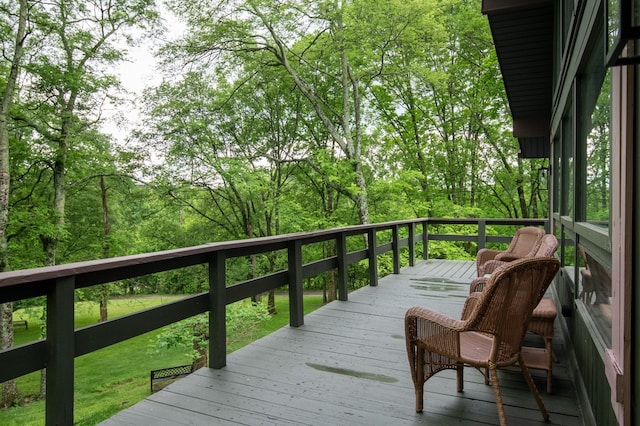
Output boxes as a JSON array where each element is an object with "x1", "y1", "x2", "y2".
[{"x1": 0, "y1": 217, "x2": 547, "y2": 424}]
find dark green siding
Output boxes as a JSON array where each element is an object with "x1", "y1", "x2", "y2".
[{"x1": 573, "y1": 307, "x2": 616, "y2": 425}]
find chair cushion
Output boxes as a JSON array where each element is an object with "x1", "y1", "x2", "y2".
[
  {"x1": 529, "y1": 298, "x2": 557, "y2": 338},
  {"x1": 532, "y1": 298, "x2": 557, "y2": 320}
]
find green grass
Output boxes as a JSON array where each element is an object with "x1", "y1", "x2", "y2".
[{"x1": 0, "y1": 294, "x2": 325, "y2": 425}]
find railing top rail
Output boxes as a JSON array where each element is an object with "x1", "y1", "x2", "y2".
[
  {"x1": 425, "y1": 218, "x2": 547, "y2": 225},
  {"x1": 0, "y1": 217, "x2": 547, "y2": 293},
  {"x1": 0, "y1": 221, "x2": 399, "y2": 288}
]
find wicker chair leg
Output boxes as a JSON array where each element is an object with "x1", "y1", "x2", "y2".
[
  {"x1": 456, "y1": 363, "x2": 464, "y2": 392},
  {"x1": 545, "y1": 337, "x2": 553, "y2": 393},
  {"x1": 488, "y1": 365, "x2": 508, "y2": 426},
  {"x1": 415, "y1": 348, "x2": 424, "y2": 413},
  {"x1": 519, "y1": 355, "x2": 550, "y2": 421}
]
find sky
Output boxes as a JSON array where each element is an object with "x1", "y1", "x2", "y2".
[{"x1": 101, "y1": 6, "x2": 186, "y2": 147}]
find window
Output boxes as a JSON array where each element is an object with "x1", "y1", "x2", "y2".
[
  {"x1": 585, "y1": 72, "x2": 611, "y2": 226},
  {"x1": 552, "y1": 137, "x2": 561, "y2": 215},
  {"x1": 578, "y1": 246, "x2": 612, "y2": 346},
  {"x1": 574, "y1": 17, "x2": 613, "y2": 347},
  {"x1": 562, "y1": 107, "x2": 574, "y2": 217},
  {"x1": 579, "y1": 40, "x2": 611, "y2": 227}
]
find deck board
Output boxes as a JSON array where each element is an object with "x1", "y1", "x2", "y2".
[{"x1": 102, "y1": 260, "x2": 582, "y2": 426}]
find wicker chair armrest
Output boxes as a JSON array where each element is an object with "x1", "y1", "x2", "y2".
[
  {"x1": 476, "y1": 248, "x2": 502, "y2": 275},
  {"x1": 461, "y1": 292, "x2": 483, "y2": 320},
  {"x1": 469, "y1": 277, "x2": 488, "y2": 294},
  {"x1": 494, "y1": 253, "x2": 525, "y2": 262},
  {"x1": 478, "y1": 259, "x2": 508, "y2": 276},
  {"x1": 406, "y1": 306, "x2": 465, "y2": 329},
  {"x1": 405, "y1": 306, "x2": 464, "y2": 356},
  {"x1": 476, "y1": 248, "x2": 501, "y2": 264}
]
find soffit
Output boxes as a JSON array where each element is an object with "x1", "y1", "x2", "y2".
[{"x1": 482, "y1": 0, "x2": 554, "y2": 158}]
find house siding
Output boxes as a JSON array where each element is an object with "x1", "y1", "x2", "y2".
[{"x1": 573, "y1": 305, "x2": 617, "y2": 425}]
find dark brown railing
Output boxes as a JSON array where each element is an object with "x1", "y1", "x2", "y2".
[{"x1": 0, "y1": 217, "x2": 547, "y2": 424}]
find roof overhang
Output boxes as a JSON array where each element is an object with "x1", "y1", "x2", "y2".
[{"x1": 482, "y1": 0, "x2": 554, "y2": 158}]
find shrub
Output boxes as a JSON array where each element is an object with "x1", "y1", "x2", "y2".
[{"x1": 148, "y1": 300, "x2": 270, "y2": 365}]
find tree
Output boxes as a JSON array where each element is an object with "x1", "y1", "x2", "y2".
[
  {"x1": 0, "y1": 0, "x2": 28, "y2": 408},
  {"x1": 371, "y1": 0, "x2": 487, "y2": 209},
  {"x1": 164, "y1": 0, "x2": 434, "y2": 226},
  {"x1": 137, "y1": 63, "x2": 305, "y2": 308},
  {"x1": 15, "y1": 0, "x2": 159, "y2": 267},
  {"x1": 10, "y1": 0, "x2": 160, "y2": 397}
]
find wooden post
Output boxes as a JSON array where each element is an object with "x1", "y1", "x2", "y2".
[
  {"x1": 478, "y1": 220, "x2": 487, "y2": 252},
  {"x1": 288, "y1": 240, "x2": 304, "y2": 327},
  {"x1": 392, "y1": 224, "x2": 400, "y2": 274},
  {"x1": 422, "y1": 220, "x2": 429, "y2": 260},
  {"x1": 46, "y1": 277, "x2": 75, "y2": 426},
  {"x1": 408, "y1": 223, "x2": 415, "y2": 266},
  {"x1": 368, "y1": 228, "x2": 378, "y2": 287},
  {"x1": 336, "y1": 232, "x2": 348, "y2": 301},
  {"x1": 209, "y1": 251, "x2": 226, "y2": 369}
]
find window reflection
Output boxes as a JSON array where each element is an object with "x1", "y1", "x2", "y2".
[
  {"x1": 585, "y1": 69, "x2": 611, "y2": 226},
  {"x1": 579, "y1": 247, "x2": 612, "y2": 346},
  {"x1": 562, "y1": 111, "x2": 574, "y2": 217},
  {"x1": 563, "y1": 234, "x2": 575, "y2": 269},
  {"x1": 554, "y1": 139, "x2": 561, "y2": 214}
]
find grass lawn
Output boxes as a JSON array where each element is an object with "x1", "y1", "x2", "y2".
[{"x1": 0, "y1": 293, "x2": 325, "y2": 425}]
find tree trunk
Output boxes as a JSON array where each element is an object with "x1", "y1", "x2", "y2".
[
  {"x1": 99, "y1": 176, "x2": 110, "y2": 322},
  {"x1": 516, "y1": 158, "x2": 528, "y2": 218},
  {"x1": 262, "y1": 7, "x2": 371, "y2": 226},
  {"x1": 99, "y1": 286, "x2": 108, "y2": 323},
  {"x1": 267, "y1": 290, "x2": 276, "y2": 315},
  {"x1": 0, "y1": 0, "x2": 28, "y2": 407},
  {"x1": 0, "y1": 303, "x2": 17, "y2": 407},
  {"x1": 38, "y1": 149, "x2": 68, "y2": 398}
]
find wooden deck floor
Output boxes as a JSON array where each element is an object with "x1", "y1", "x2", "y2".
[{"x1": 102, "y1": 260, "x2": 583, "y2": 426}]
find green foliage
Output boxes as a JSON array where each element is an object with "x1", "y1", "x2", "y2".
[
  {"x1": 149, "y1": 300, "x2": 270, "y2": 363},
  {"x1": 0, "y1": 0, "x2": 555, "y2": 300}
]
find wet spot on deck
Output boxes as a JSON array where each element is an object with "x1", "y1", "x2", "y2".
[
  {"x1": 410, "y1": 277, "x2": 469, "y2": 298},
  {"x1": 413, "y1": 277, "x2": 469, "y2": 284},
  {"x1": 306, "y1": 363, "x2": 398, "y2": 383}
]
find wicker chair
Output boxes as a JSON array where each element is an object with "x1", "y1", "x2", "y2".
[
  {"x1": 472, "y1": 234, "x2": 559, "y2": 289},
  {"x1": 476, "y1": 226, "x2": 545, "y2": 276},
  {"x1": 467, "y1": 234, "x2": 559, "y2": 394},
  {"x1": 405, "y1": 257, "x2": 560, "y2": 425}
]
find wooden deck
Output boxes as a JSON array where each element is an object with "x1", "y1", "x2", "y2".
[{"x1": 102, "y1": 260, "x2": 583, "y2": 426}]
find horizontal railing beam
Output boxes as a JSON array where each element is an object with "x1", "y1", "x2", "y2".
[
  {"x1": 225, "y1": 271, "x2": 289, "y2": 304},
  {"x1": 75, "y1": 293, "x2": 210, "y2": 357},
  {"x1": 0, "y1": 340, "x2": 46, "y2": 383}
]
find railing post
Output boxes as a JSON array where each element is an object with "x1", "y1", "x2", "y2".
[
  {"x1": 392, "y1": 224, "x2": 400, "y2": 274},
  {"x1": 46, "y1": 277, "x2": 75, "y2": 426},
  {"x1": 209, "y1": 251, "x2": 226, "y2": 369},
  {"x1": 336, "y1": 232, "x2": 348, "y2": 301},
  {"x1": 422, "y1": 220, "x2": 429, "y2": 260},
  {"x1": 478, "y1": 219, "x2": 487, "y2": 252},
  {"x1": 367, "y1": 228, "x2": 378, "y2": 287},
  {"x1": 288, "y1": 240, "x2": 304, "y2": 327},
  {"x1": 408, "y1": 223, "x2": 415, "y2": 266}
]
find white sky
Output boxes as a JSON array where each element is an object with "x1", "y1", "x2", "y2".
[{"x1": 101, "y1": 7, "x2": 186, "y2": 147}]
